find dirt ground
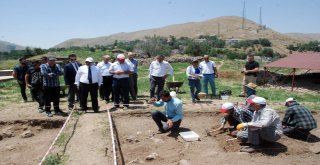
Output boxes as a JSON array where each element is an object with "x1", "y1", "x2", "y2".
[{"x1": 0, "y1": 97, "x2": 320, "y2": 165}]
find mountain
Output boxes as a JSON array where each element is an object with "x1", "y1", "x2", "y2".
[
  {"x1": 54, "y1": 16, "x2": 300, "y2": 54},
  {"x1": 285, "y1": 33, "x2": 320, "y2": 41},
  {"x1": 0, "y1": 40, "x2": 25, "y2": 52}
]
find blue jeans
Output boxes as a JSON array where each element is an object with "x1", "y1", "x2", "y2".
[
  {"x1": 202, "y1": 74, "x2": 216, "y2": 96},
  {"x1": 188, "y1": 79, "x2": 201, "y2": 101}
]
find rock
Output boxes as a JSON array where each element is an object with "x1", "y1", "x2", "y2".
[
  {"x1": 309, "y1": 143, "x2": 320, "y2": 154},
  {"x1": 128, "y1": 158, "x2": 144, "y2": 164},
  {"x1": 2, "y1": 127, "x2": 14, "y2": 138},
  {"x1": 136, "y1": 131, "x2": 142, "y2": 135},
  {"x1": 145, "y1": 153, "x2": 158, "y2": 161},
  {"x1": 20, "y1": 130, "x2": 34, "y2": 138},
  {"x1": 5, "y1": 145, "x2": 15, "y2": 151},
  {"x1": 179, "y1": 159, "x2": 190, "y2": 165}
]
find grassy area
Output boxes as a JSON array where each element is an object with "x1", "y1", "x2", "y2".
[
  {"x1": 0, "y1": 59, "x2": 17, "y2": 70},
  {"x1": 1, "y1": 57, "x2": 319, "y2": 110}
]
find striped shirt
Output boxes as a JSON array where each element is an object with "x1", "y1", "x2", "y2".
[{"x1": 221, "y1": 106, "x2": 253, "y2": 124}]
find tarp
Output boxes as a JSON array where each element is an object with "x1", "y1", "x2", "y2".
[{"x1": 264, "y1": 52, "x2": 320, "y2": 70}]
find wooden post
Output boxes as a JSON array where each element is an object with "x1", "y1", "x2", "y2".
[{"x1": 291, "y1": 68, "x2": 296, "y2": 91}]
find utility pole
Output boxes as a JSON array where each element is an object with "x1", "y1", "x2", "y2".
[
  {"x1": 242, "y1": 1, "x2": 246, "y2": 29},
  {"x1": 259, "y1": 7, "x2": 263, "y2": 30}
]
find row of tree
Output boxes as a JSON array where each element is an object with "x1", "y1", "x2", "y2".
[
  {"x1": 1, "y1": 35, "x2": 277, "y2": 60},
  {"x1": 287, "y1": 41, "x2": 320, "y2": 52}
]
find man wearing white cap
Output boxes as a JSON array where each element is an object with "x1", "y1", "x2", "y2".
[
  {"x1": 75, "y1": 57, "x2": 102, "y2": 112},
  {"x1": 109, "y1": 54, "x2": 134, "y2": 109},
  {"x1": 97, "y1": 55, "x2": 113, "y2": 103},
  {"x1": 213, "y1": 102, "x2": 253, "y2": 135},
  {"x1": 236, "y1": 97, "x2": 283, "y2": 153},
  {"x1": 149, "y1": 55, "x2": 174, "y2": 100},
  {"x1": 282, "y1": 98, "x2": 317, "y2": 140}
]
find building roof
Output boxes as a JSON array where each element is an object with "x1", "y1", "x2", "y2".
[{"x1": 264, "y1": 52, "x2": 320, "y2": 70}]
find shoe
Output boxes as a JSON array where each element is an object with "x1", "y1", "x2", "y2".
[
  {"x1": 195, "y1": 96, "x2": 200, "y2": 101},
  {"x1": 238, "y1": 94, "x2": 246, "y2": 97},
  {"x1": 38, "y1": 108, "x2": 44, "y2": 113},
  {"x1": 55, "y1": 110, "x2": 68, "y2": 116},
  {"x1": 110, "y1": 106, "x2": 119, "y2": 111},
  {"x1": 68, "y1": 107, "x2": 73, "y2": 111},
  {"x1": 240, "y1": 145, "x2": 259, "y2": 153},
  {"x1": 123, "y1": 106, "x2": 129, "y2": 110},
  {"x1": 47, "y1": 112, "x2": 53, "y2": 117},
  {"x1": 192, "y1": 100, "x2": 196, "y2": 103}
]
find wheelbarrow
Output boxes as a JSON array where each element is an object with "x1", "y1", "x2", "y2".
[{"x1": 166, "y1": 81, "x2": 184, "y2": 93}]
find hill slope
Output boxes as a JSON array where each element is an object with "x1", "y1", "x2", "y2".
[
  {"x1": 285, "y1": 33, "x2": 320, "y2": 41},
  {"x1": 0, "y1": 40, "x2": 25, "y2": 52},
  {"x1": 54, "y1": 16, "x2": 299, "y2": 54}
]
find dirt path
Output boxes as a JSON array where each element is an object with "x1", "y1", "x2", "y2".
[{"x1": 64, "y1": 105, "x2": 113, "y2": 165}]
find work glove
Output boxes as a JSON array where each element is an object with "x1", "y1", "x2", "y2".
[{"x1": 236, "y1": 123, "x2": 248, "y2": 130}]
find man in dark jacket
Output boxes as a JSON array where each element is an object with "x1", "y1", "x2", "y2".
[
  {"x1": 12, "y1": 57, "x2": 29, "y2": 102},
  {"x1": 64, "y1": 54, "x2": 81, "y2": 110},
  {"x1": 282, "y1": 98, "x2": 317, "y2": 140}
]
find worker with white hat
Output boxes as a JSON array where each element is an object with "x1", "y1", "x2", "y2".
[
  {"x1": 109, "y1": 54, "x2": 134, "y2": 110},
  {"x1": 212, "y1": 102, "x2": 253, "y2": 137},
  {"x1": 282, "y1": 98, "x2": 317, "y2": 140},
  {"x1": 236, "y1": 97, "x2": 283, "y2": 153}
]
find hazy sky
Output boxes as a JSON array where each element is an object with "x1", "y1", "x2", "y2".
[{"x1": 1, "y1": 0, "x2": 319, "y2": 48}]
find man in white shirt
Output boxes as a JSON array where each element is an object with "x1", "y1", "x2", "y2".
[
  {"x1": 149, "y1": 55, "x2": 174, "y2": 100},
  {"x1": 125, "y1": 52, "x2": 139, "y2": 100},
  {"x1": 97, "y1": 55, "x2": 113, "y2": 103},
  {"x1": 75, "y1": 57, "x2": 102, "y2": 112},
  {"x1": 199, "y1": 55, "x2": 218, "y2": 98},
  {"x1": 109, "y1": 54, "x2": 134, "y2": 109},
  {"x1": 236, "y1": 97, "x2": 283, "y2": 153}
]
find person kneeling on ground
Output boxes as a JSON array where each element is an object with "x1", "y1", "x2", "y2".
[
  {"x1": 282, "y1": 98, "x2": 317, "y2": 140},
  {"x1": 213, "y1": 102, "x2": 253, "y2": 136},
  {"x1": 236, "y1": 97, "x2": 283, "y2": 153},
  {"x1": 149, "y1": 90, "x2": 183, "y2": 133}
]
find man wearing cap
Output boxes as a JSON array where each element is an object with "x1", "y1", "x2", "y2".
[
  {"x1": 282, "y1": 98, "x2": 317, "y2": 140},
  {"x1": 149, "y1": 55, "x2": 174, "y2": 100},
  {"x1": 64, "y1": 54, "x2": 82, "y2": 110},
  {"x1": 186, "y1": 58, "x2": 202, "y2": 103},
  {"x1": 41, "y1": 55, "x2": 66, "y2": 117},
  {"x1": 97, "y1": 55, "x2": 113, "y2": 103},
  {"x1": 126, "y1": 52, "x2": 139, "y2": 100},
  {"x1": 12, "y1": 57, "x2": 29, "y2": 102},
  {"x1": 199, "y1": 55, "x2": 218, "y2": 98},
  {"x1": 75, "y1": 57, "x2": 102, "y2": 112},
  {"x1": 149, "y1": 90, "x2": 183, "y2": 133},
  {"x1": 236, "y1": 97, "x2": 283, "y2": 153},
  {"x1": 213, "y1": 102, "x2": 253, "y2": 135},
  {"x1": 240, "y1": 55, "x2": 259, "y2": 96},
  {"x1": 109, "y1": 54, "x2": 134, "y2": 109}
]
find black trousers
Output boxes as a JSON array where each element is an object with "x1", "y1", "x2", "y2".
[
  {"x1": 79, "y1": 83, "x2": 99, "y2": 111},
  {"x1": 43, "y1": 86, "x2": 60, "y2": 113},
  {"x1": 30, "y1": 85, "x2": 44, "y2": 109},
  {"x1": 112, "y1": 78, "x2": 129, "y2": 107},
  {"x1": 18, "y1": 82, "x2": 27, "y2": 101},
  {"x1": 129, "y1": 73, "x2": 138, "y2": 100},
  {"x1": 150, "y1": 76, "x2": 165, "y2": 99},
  {"x1": 102, "y1": 76, "x2": 113, "y2": 101},
  {"x1": 67, "y1": 84, "x2": 79, "y2": 108},
  {"x1": 151, "y1": 110, "x2": 182, "y2": 132}
]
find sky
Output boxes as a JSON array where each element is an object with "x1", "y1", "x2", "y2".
[{"x1": 1, "y1": 0, "x2": 320, "y2": 48}]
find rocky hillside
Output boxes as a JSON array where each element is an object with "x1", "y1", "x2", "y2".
[
  {"x1": 0, "y1": 40, "x2": 24, "y2": 52},
  {"x1": 54, "y1": 16, "x2": 300, "y2": 54}
]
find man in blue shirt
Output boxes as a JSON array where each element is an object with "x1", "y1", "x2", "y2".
[
  {"x1": 149, "y1": 90, "x2": 183, "y2": 133},
  {"x1": 126, "y1": 52, "x2": 139, "y2": 100}
]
